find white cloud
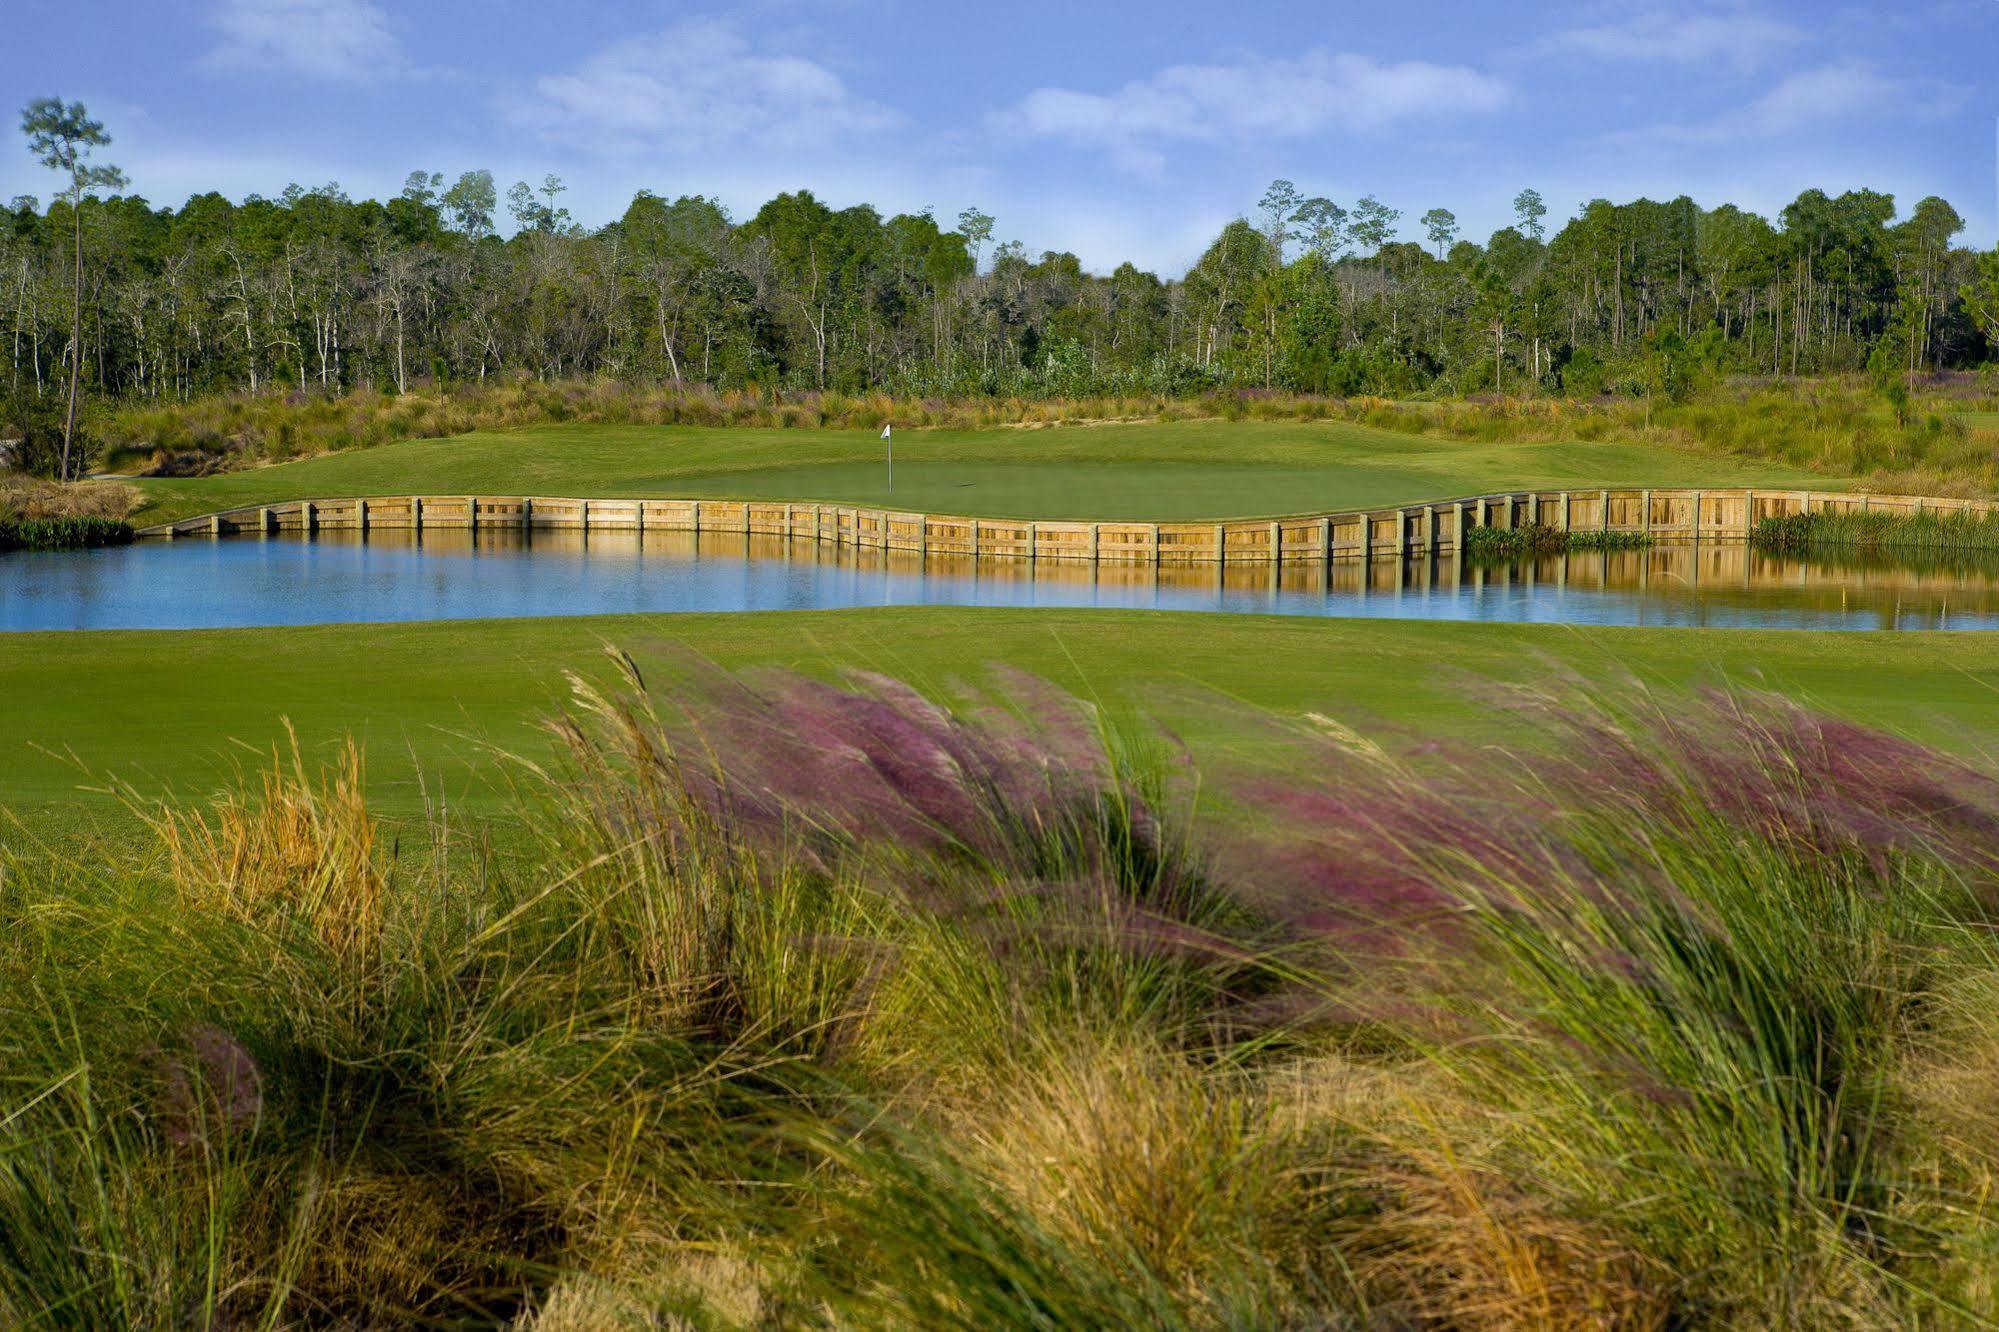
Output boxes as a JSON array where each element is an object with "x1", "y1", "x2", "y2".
[
  {"x1": 991, "y1": 51, "x2": 1510, "y2": 174},
  {"x1": 518, "y1": 19, "x2": 899, "y2": 153},
  {"x1": 1610, "y1": 62, "x2": 1967, "y2": 147},
  {"x1": 206, "y1": 0, "x2": 400, "y2": 81},
  {"x1": 1539, "y1": 8, "x2": 1803, "y2": 72}
]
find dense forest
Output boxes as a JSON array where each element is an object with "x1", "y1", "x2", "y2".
[{"x1": 5, "y1": 165, "x2": 1998, "y2": 419}]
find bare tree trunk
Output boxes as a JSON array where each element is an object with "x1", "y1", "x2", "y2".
[{"x1": 61, "y1": 202, "x2": 84, "y2": 480}]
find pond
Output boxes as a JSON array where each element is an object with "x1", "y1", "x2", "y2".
[{"x1": 4, "y1": 529, "x2": 1999, "y2": 632}]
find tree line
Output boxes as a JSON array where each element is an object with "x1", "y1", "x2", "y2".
[{"x1": 8, "y1": 99, "x2": 1999, "y2": 475}]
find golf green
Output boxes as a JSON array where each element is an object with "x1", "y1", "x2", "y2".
[{"x1": 130, "y1": 419, "x2": 1834, "y2": 527}]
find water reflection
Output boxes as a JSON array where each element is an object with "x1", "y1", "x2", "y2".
[{"x1": 4, "y1": 528, "x2": 1999, "y2": 632}]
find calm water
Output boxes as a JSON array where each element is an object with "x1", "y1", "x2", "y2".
[{"x1": 5, "y1": 529, "x2": 1999, "y2": 632}]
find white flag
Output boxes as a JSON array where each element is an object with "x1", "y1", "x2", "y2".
[{"x1": 880, "y1": 424, "x2": 892, "y2": 440}]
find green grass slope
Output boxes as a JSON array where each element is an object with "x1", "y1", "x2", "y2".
[
  {"x1": 5, "y1": 609, "x2": 1996, "y2": 823},
  {"x1": 131, "y1": 420, "x2": 1837, "y2": 526}
]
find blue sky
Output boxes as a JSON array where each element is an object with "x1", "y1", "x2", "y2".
[{"x1": 5, "y1": 0, "x2": 1995, "y2": 273}]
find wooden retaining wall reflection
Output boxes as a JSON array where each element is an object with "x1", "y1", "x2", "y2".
[{"x1": 136, "y1": 488, "x2": 1999, "y2": 562}]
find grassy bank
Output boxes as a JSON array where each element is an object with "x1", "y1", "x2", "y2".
[
  {"x1": 126, "y1": 418, "x2": 1836, "y2": 528},
  {"x1": 10, "y1": 664, "x2": 1999, "y2": 1324},
  {"x1": 5, "y1": 609, "x2": 1999, "y2": 824}
]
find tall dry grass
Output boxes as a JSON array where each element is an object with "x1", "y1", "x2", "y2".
[{"x1": 9, "y1": 665, "x2": 1999, "y2": 1325}]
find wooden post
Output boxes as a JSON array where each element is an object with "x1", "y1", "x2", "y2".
[
  {"x1": 918, "y1": 514, "x2": 928, "y2": 558},
  {"x1": 1396, "y1": 509, "x2": 1409, "y2": 560},
  {"x1": 635, "y1": 500, "x2": 646, "y2": 534},
  {"x1": 1212, "y1": 523, "x2": 1225, "y2": 564},
  {"x1": 412, "y1": 496, "x2": 423, "y2": 532},
  {"x1": 259, "y1": 507, "x2": 273, "y2": 535},
  {"x1": 356, "y1": 498, "x2": 369, "y2": 531},
  {"x1": 1690, "y1": 491, "x2": 1702, "y2": 539},
  {"x1": 1557, "y1": 491, "x2": 1571, "y2": 534},
  {"x1": 1089, "y1": 522, "x2": 1100, "y2": 563},
  {"x1": 210, "y1": 512, "x2": 222, "y2": 536},
  {"x1": 467, "y1": 497, "x2": 479, "y2": 531},
  {"x1": 1152, "y1": 522, "x2": 1162, "y2": 567},
  {"x1": 1743, "y1": 489, "x2": 1755, "y2": 538},
  {"x1": 1640, "y1": 489, "x2": 1651, "y2": 538},
  {"x1": 522, "y1": 497, "x2": 533, "y2": 531},
  {"x1": 742, "y1": 503, "x2": 751, "y2": 537},
  {"x1": 303, "y1": 500, "x2": 316, "y2": 533},
  {"x1": 1597, "y1": 489, "x2": 1609, "y2": 532},
  {"x1": 1267, "y1": 521, "x2": 1280, "y2": 562},
  {"x1": 1318, "y1": 516, "x2": 1332, "y2": 563},
  {"x1": 1026, "y1": 521, "x2": 1038, "y2": 561}
]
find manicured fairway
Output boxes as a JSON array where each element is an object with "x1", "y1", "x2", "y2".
[
  {"x1": 130, "y1": 419, "x2": 1836, "y2": 527},
  {"x1": 5, "y1": 609, "x2": 1997, "y2": 826}
]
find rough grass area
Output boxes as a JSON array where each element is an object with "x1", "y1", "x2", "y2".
[
  {"x1": 126, "y1": 418, "x2": 1836, "y2": 527},
  {"x1": 9, "y1": 664, "x2": 1999, "y2": 1325},
  {"x1": 5, "y1": 609, "x2": 1999, "y2": 823},
  {"x1": 0, "y1": 475, "x2": 139, "y2": 523}
]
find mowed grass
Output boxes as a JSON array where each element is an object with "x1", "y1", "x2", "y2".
[
  {"x1": 129, "y1": 419, "x2": 1837, "y2": 526},
  {"x1": 5, "y1": 608, "x2": 1998, "y2": 824}
]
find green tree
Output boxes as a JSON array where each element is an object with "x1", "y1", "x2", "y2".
[
  {"x1": 1348, "y1": 196, "x2": 1402, "y2": 263},
  {"x1": 442, "y1": 170, "x2": 497, "y2": 241},
  {"x1": 1258, "y1": 179, "x2": 1303, "y2": 260},
  {"x1": 1512, "y1": 188, "x2": 1548, "y2": 243},
  {"x1": 1292, "y1": 197, "x2": 1347, "y2": 261},
  {"x1": 955, "y1": 206, "x2": 994, "y2": 271},
  {"x1": 19, "y1": 97, "x2": 125, "y2": 482},
  {"x1": 1421, "y1": 208, "x2": 1458, "y2": 259},
  {"x1": 1963, "y1": 251, "x2": 1999, "y2": 352}
]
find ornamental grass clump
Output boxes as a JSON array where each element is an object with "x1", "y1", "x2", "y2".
[
  {"x1": 140, "y1": 728, "x2": 386, "y2": 967},
  {"x1": 1222, "y1": 685, "x2": 1999, "y2": 1324},
  {"x1": 16, "y1": 661, "x2": 1999, "y2": 1324}
]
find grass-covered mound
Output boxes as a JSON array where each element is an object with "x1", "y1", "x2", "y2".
[{"x1": 7, "y1": 661, "x2": 1999, "y2": 1325}]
